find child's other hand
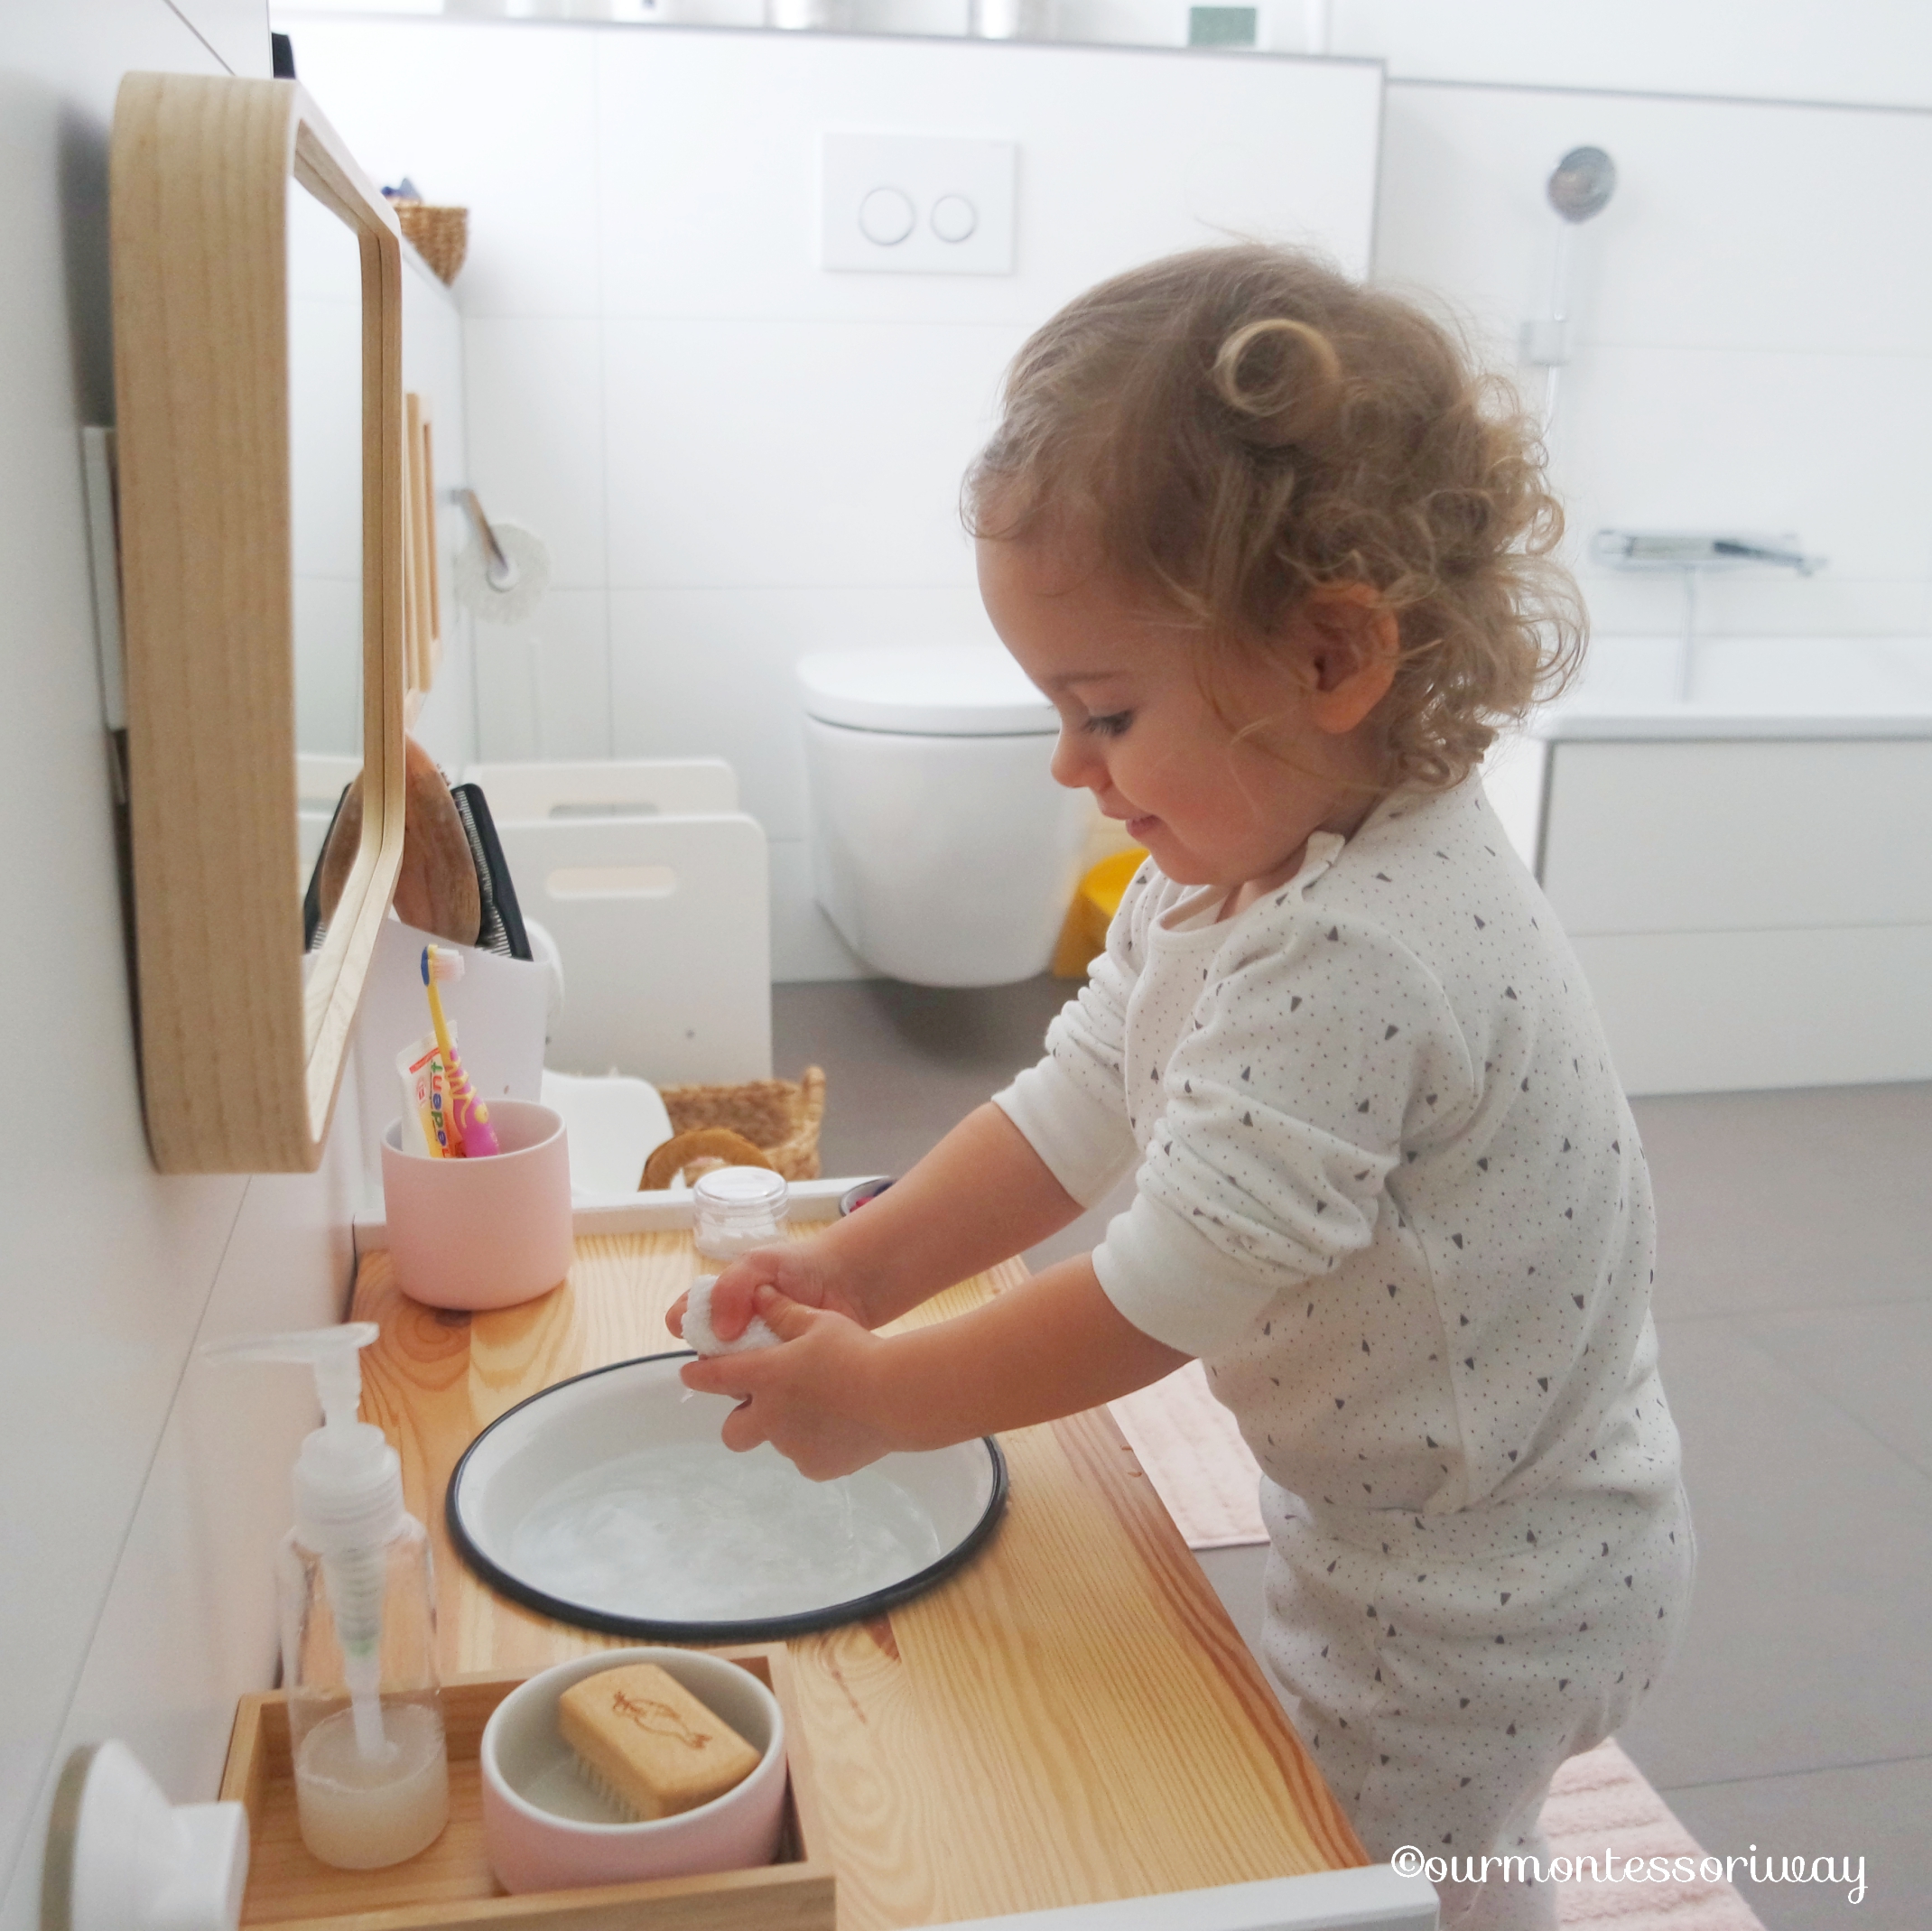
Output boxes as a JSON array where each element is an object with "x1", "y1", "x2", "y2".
[
  {"x1": 679, "y1": 1286, "x2": 893, "y2": 1481},
  {"x1": 666, "y1": 1239, "x2": 867, "y2": 1349}
]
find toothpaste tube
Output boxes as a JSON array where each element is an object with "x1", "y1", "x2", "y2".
[{"x1": 395, "y1": 1026, "x2": 458, "y2": 1158}]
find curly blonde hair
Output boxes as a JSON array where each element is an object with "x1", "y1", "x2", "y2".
[{"x1": 965, "y1": 245, "x2": 1583, "y2": 791}]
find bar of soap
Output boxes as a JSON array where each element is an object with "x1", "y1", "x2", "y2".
[{"x1": 558, "y1": 1663, "x2": 762, "y2": 1820}]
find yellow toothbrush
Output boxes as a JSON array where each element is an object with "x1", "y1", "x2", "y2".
[{"x1": 421, "y1": 943, "x2": 466, "y2": 1157}]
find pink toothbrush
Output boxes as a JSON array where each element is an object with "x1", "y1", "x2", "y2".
[{"x1": 421, "y1": 945, "x2": 501, "y2": 1157}]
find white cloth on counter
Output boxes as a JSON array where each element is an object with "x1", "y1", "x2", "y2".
[{"x1": 680, "y1": 1276, "x2": 782, "y2": 1356}]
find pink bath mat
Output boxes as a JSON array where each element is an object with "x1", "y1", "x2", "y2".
[
  {"x1": 1546, "y1": 1741, "x2": 1768, "y2": 1928},
  {"x1": 1110, "y1": 1360, "x2": 1267, "y2": 1547}
]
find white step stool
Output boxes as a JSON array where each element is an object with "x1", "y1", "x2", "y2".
[{"x1": 467, "y1": 760, "x2": 772, "y2": 1085}]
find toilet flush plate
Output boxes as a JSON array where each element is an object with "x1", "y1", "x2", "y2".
[{"x1": 820, "y1": 131, "x2": 1016, "y2": 275}]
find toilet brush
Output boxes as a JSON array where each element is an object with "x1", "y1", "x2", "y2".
[{"x1": 453, "y1": 487, "x2": 551, "y2": 625}]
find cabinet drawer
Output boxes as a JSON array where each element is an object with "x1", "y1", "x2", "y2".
[
  {"x1": 1542, "y1": 738, "x2": 1932, "y2": 935},
  {"x1": 1574, "y1": 924, "x2": 1932, "y2": 1095}
]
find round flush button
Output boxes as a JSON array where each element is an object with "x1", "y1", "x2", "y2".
[
  {"x1": 858, "y1": 187, "x2": 916, "y2": 246},
  {"x1": 931, "y1": 193, "x2": 978, "y2": 243}
]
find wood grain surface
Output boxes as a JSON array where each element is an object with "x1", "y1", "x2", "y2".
[
  {"x1": 350, "y1": 1233, "x2": 1364, "y2": 1927},
  {"x1": 223, "y1": 1652, "x2": 836, "y2": 1931},
  {"x1": 112, "y1": 74, "x2": 407, "y2": 1172}
]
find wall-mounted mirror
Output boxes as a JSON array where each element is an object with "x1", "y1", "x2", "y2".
[
  {"x1": 112, "y1": 75, "x2": 406, "y2": 1173},
  {"x1": 290, "y1": 174, "x2": 366, "y2": 790}
]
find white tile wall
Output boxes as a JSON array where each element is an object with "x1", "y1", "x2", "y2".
[
  {"x1": 289, "y1": 167, "x2": 480, "y2": 771},
  {"x1": 474, "y1": 585, "x2": 615, "y2": 759},
  {"x1": 1374, "y1": 80, "x2": 1932, "y2": 643},
  {"x1": 1377, "y1": 85, "x2": 1932, "y2": 361},
  {"x1": 1561, "y1": 343, "x2": 1932, "y2": 571},
  {"x1": 601, "y1": 317, "x2": 1017, "y2": 588},
  {"x1": 293, "y1": 575, "x2": 362, "y2": 755},
  {"x1": 281, "y1": 0, "x2": 1932, "y2": 103},
  {"x1": 401, "y1": 246, "x2": 481, "y2": 773},
  {"x1": 590, "y1": 30, "x2": 1380, "y2": 322},
  {"x1": 289, "y1": 19, "x2": 604, "y2": 318},
  {"x1": 464, "y1": 318, "x2": 608, "y2": 588},
  {"x1": 608, "y1": 583, "x2": 999, "y2": 836},
  {"x1": 1328, "y1": 0, "x2": 1932, "y2": 108}
]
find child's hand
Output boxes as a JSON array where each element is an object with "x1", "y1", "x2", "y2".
[
  {"x1": 666, "y1": 1239, "x2": 869, "y2": 1350},
  {"x1": 678, "y1": 1286, "x2": 896, "y2": 1481}
]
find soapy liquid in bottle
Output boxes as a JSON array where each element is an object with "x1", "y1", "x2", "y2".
[{"x1": 294, "y1": 1701, "x2": 449, "y2": 1870}]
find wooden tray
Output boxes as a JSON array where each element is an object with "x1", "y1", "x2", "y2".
[{"x1": 218, "y1": 1646, "x2": 835, "y2": 1931}]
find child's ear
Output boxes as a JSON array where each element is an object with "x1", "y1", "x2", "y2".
[{"x1": 1292, "y1": 583, "x2": 1400, "y2": 735}]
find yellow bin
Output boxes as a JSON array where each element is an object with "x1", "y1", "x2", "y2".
[{"x1": 1052, "y1": 848, "x2": 1147, "y2": 977}]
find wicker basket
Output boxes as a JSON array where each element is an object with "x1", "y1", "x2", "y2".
[
  {"x1": 655, "y1": 1065, "x2": 826, "y2": 1184},
  {"x1": 395, "y1": 202, "x2": 469, "y2": 286}
]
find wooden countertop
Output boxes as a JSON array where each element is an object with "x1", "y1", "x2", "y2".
[{"x1": 352, "y1": 1231, "x2": 1363, "y2": 1927}]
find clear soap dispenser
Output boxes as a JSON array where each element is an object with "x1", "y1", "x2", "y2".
[{"x1": 209, "y1": 1323, "x2": 449, "y2": 1870}]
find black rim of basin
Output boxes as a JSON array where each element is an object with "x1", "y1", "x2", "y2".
[{"x1": 445, "y1": 1349, "x2": 1009, "y2": 1643}]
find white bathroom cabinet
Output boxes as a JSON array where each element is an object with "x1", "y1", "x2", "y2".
[{"x1": 1534, "y1": 725, "x2": 1932, "y2": 1094}]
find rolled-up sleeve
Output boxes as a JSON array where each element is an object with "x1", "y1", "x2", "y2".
[
  {"x1": 1091, "y1": 916, "x2": 1476, "y2": 1357},
  {"x1": 992, "y1": 869, "x2": 1147, "y2": 1207}
]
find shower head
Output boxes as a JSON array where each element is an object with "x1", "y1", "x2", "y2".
[{"x1": 1547, "y1": 146, "x2": 1616, "y2": 224}]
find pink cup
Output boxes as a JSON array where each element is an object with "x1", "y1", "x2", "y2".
[{"x1": 381, "y1": 1099, "x2": 573, "y2": 1311}]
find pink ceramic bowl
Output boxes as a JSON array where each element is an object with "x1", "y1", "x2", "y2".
[
  {"x1": 380, "y1": 1100, "x2": 573, "y2": 1311},
  {"x1": 479, "y1": 1648, "x2": 787, "y2": 1895}
]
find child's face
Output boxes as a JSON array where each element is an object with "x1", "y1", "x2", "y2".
[{"x1": 978, "y1": 531, "x2": 1389, "y2": 898}]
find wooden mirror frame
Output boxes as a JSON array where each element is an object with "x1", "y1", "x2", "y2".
[{"x1": 112, "y1": 76, "x2": 406, "y2": 1173}]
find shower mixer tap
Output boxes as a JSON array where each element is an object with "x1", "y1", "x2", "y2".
[
  {"x1": 1592, "y1": 530, "x2": 1827, "y2": 701},
  {"x1": 1593, "y1": 531, "x2": 1825, "y2": 577}
]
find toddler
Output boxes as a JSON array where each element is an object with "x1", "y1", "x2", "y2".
[{"x1": 676, "y1": 245, "x2": 1694, "y2": 1931}]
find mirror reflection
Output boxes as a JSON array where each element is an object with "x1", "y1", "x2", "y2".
[{"x1": 288, "y1": 174, "x2": 365, "y2": 910}]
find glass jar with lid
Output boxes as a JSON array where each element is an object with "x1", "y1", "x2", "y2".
[{"x1": 692, "y1": 1165, "x2": 789, "y2": 1264}]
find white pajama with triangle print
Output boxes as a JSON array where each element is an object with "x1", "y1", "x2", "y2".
[{"x1": 995, "y1": 778, "x2": 1694, "y2": 1931}]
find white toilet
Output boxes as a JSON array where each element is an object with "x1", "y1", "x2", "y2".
[{"x1": 798, "y1": 646, "x2": 1091, "y2": 987}]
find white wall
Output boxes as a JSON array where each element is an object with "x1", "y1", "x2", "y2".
[
  {"x1": 291, "y1": 204, "x2": 479, "y2": 769},
  {"x1": 1373, "y1": 80, "x2": 1932, "y2": 647},
  {"x1": 1325, "y1": 0, "x2": 1932, "y2": 108},
  {"x1": 283, "y1": 17, "x2": 1382, "y2": 979},
  {"x1": 0, "y1": 5, "x2": 378, "y2": 1924},
  {"x1": 399, "y1": 245, "x2": 482, "y2": 772},
  {"x1": 284, "y1": 0, "x2": 1932, "y2": 107}
]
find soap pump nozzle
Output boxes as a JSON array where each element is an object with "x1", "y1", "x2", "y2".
[{"x1": 205, "y1": 1323, "x2": 402, "y2": 1762}]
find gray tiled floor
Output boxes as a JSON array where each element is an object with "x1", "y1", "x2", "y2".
[{"x1": 774, "y1": 980, "x2": 1932, "y2": 1929}]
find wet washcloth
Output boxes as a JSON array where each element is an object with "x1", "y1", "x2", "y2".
[{"x1": 681, "y1": 1276, "x2": 782, "y2": 1356}]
